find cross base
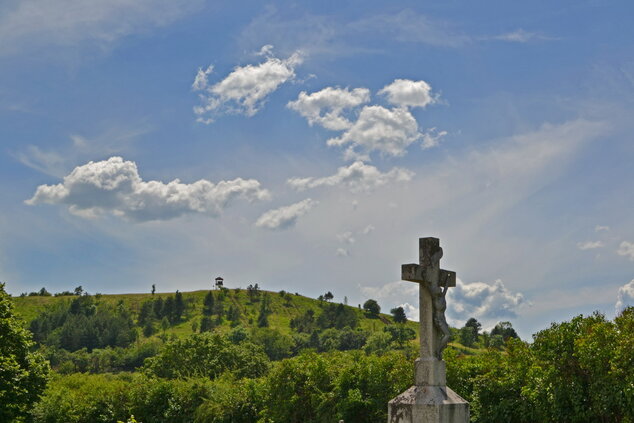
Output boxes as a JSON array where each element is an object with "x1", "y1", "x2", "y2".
[{"x1": 388, "y1": 385, "x2": 469, "y2": 423}]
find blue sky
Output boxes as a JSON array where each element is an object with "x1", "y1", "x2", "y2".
[{"x1": 1, "y1": 0, "x2": 634, "y2": 338}]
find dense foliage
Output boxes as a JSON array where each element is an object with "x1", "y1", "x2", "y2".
[
  {"x1": 30, "y1": 295, "x2": 137, "y2": 351},
  {"x1": 0, "y1": 283, "x2": 49, "y2": 421},
  {"x1": 446, "y1": 308, "x2": 634, "y2": 422}
]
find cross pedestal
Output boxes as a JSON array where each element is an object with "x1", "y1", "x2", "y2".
[{"x1": 388, "y1": 238, "x2": 469, "y2": 423}]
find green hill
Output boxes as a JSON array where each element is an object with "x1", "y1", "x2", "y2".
[{"x1": 12, "y1": 288, "x2": 418, "y2": 341}]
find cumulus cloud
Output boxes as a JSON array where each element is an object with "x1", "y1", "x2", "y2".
[
  {"x1": 617, "y1": 241, "x2": 634, "y2": 261},
  {"x1": 287, "y1": 161, "x2": 413, "y2": 192},
  {"x1": 327, "y1": 105, "x2": 423, "y2": 160},
  {"x1": 595, "y1": 225, "x2": 610, "y2": 232},
  {"x1": 26, "y1": 156, "x2": 270, "y2": 222},
  {"x1": 193, "y1": 47, "x2": 303, "y2": 123},
  {"x1": 255, "y1": 198, "x2": 317, "y2": 230},
  {"x1": 287, "y1": 87, "x2": 370, "y2": 130},
  {"x1": 361, "y1": 278, "x2": 526, "y2": 327},
  {"x1": 577, "y1": 240, "x2": 605, "y2": 250},
  {"x1": 616, "y1": 279, "x2": 634, "y2": 314},
  {"x1": 421, "y1": 127, "x2": 448, "y2": 149},
  {"x1": 447, "y1": 279, "x2": 526, "y2": 324},
  {"x1": 337, "y1": 231, "x2": 355, "y2": 244},
  {"x1": 378, "y1": 79, "x2": 436, "y2": 108}
]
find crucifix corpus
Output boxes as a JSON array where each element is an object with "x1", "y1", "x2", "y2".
[{"x1": 388, "y1": 237, "x2": 469, "y2": 423}]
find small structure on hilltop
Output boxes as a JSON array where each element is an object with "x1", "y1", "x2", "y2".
[
  {"x1": 214, "y1": 276, "x2": 224, "y2": 289},
  {"x1": 388, "y1": 237, "x2": 469, "y2": 423}
]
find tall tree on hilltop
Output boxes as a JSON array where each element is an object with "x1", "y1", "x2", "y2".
[
  {"x1": 203, "y1": 291, "x2": 215, "y2": 316},
  {"x1": 391, "y1": 306, "x2": 408, "y2": 324},
  {"x1": 363, "y1": 299, "x2": 381, "y2": 318}
]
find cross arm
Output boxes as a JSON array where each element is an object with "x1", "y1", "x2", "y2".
[{"x1": 401, "y1": 264, "x2": 456, "y2": 287}]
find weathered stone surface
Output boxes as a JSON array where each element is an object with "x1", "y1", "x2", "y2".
[
  {"x1": 415, "y1": 358, "x2": 446, "y2": 387},
  {"x1": 388, "y1": 386, "x2": 469, "y2": 423}
]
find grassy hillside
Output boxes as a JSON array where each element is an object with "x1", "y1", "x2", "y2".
[{"x1": 12, "y1": 288, "x2": 419, "y2": 341}]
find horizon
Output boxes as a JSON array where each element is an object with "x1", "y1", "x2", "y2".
[{"x1": 1, "y1": 0, "x2": 634, "y2": 340}]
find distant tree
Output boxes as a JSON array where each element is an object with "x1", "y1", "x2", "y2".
[
  {"x1": 203, "y1": 291, "x2": 215, "y2": 316},
  {"x1": 0, "y1": 283, "x2": 49, "y2": 421},
  {"x1": 363, "y1": 331, "x2": 392, "y2": 355},
  {"x1": 200, "y1": 316, "x2": 214, "y2": 333},
  {"x1": 363, "y1": 299, "x2": 381, "y2": 318},
  {"x1": 290, "y1": 309, "x2": 316, "y2": 333},
  {"x1": 257, "y1": 294, "x2": 271, "y2": 328},
  {"x1": 138, "y1": 300, "x2": 154, "y2": 326},
  {"x1": 191, "y1": 319, "x2": 199, "y2": 333},
  {"x1": 279, "y1": 290, "x2": 286, "y2": 297},
  {"x1": 491, "y1": 321, "x2": 519, "y2": 341},
  {"x1": 228, "y1": 326, "x2": 249, "y2": 344},
  {"x1": 459, "y1": 326, "x2": 476, "y2": 348},
  {"x1": 151, "y1": 284, "x2": 155, "y2": 295},
  {"x1": 343, "y1": 296, "x2": 348, "y2": 305},
  {"x1": 391, "y1": 306, "x2": 407, "y2": 323},
  {"x1": 383, "y1": 325, "x2": 416, "y2": 348},
  {"x1": 490, "y1": 334, "x2": 504, "y2": 349},
  {"x1": 163, "y1": 296, "x2": 175, "y2": 322},
  {"x1": 153, "y1": 297, "x2": 164, "y2": 318},
  {"x1": 324, "y1": 291, "x2": 334, "y2": 302},
  {"x1": 160, "y1": 317, "x2": 170, "y2": 334},
  {"x1": 74, "y1": 286, "x2": 84, "y2": 296},
  {"x1": 317, "y1": 295, "x2": 325, "y2": 302},
  {"x1": 317, "y1": 303, "x2": 359, "y2": 330},
  {"x1": 465, "y1": 317, "x2": 482, "y2": 337},
  {"x1": 143, "y1": 320, "x2": 155, "y2": 337},
  {"x1": 173, "y1": 291, "x2": 185, "y2": 322},
  {"x1": 247, "y1": 284, "x2": 261, "y2": 302}
]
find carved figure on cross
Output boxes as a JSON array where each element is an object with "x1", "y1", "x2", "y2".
[{"x1": 402, "y1": 237, "x2": 456, "y2": 361}]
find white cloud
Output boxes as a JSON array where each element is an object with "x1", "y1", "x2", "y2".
[
  {"x1": 26, "y1": 156, "x2": 270, "y2": 222},
  {"x1": 193, "y1": 47, "x2": 303, "y2": 123},
  {"x1": 0, "y1": 0, "x2": 201, "y2": 56},
  {"x1": 361, "y1": 278, "x2": 526, "y2": 328},
  {"x1": 192, "y1": 65, "x2": 213, "y2": 91},
  {"x1": 421, "y1": 127, "x2": 448, "y2": 149},
  {"x1": 595, "y1": 225, "x2": 610, "y2": 232},
  {"x1": 336, "y1": 248, "x2": 349, "y2": 257},
  {"x1": 577, "y1": 240, "x2": 605, "y2": 250},
  {"x1": 616, "y1": 280, "x2": 634, "y2": 314},
  {"x1": 327, "y1": 105, "x2": 423, "y2": 160},
  {"x1": 287, "y1": 161, "x2": 414, "y2": 192},
  {"x1": 447, "y1": 279, "x2": 527, "y2": 325},
  {"x1": 288, "y1": 87, "x2": 370, "y2": 130},
  {"x1": 255, "y1": 198, "x2": 317, "y2": 230},
  {"x1": 490, "y1": 29, "x2": 546, "y2": 43},
  {"x1": 362, "y1": 224, "x2": 375, "y2": 235},
  {"x1": 337, "y1": 231, "x2": 355, "y2": 244},
  {"x1": 378, "y1": 79, "x2": 436, "y2": 108},
  {"x1": 617, "y1": 241, "x2": 634, "y2": 260}
]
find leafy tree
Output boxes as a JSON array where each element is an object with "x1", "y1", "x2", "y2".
[
  {"x1": 199, "y1": 316, "x2": 214, "y2": 333},
  {"x1": 290, "y1": 309, "x2": 316, "y2": 333},
  {"x1": 73, "y1": 286, "x2": 84, "y2": 296},
  {"x1": 173, "y1": 291, "x2": 185, "y2": 323},
  {"x1": 324, "y1": 291, "x2": 334, "y2": 302},
  {"x1": 363, "y1": 332, "x2": 392, "y2": 355},
  {"x1": 251, "y1": 328, "x2": 293, "y2": 360},
  {"x1": 459, "y1": 326, "x2": 476, "y2": 348},
  {"x1": 257, "y1": 294, "x2": 271, "y2": 328},
  {"x1": 151, "y1": 284, "x2": 155, "y2": 295},
  {"x1": 491, "y1": 321, "x2": 519, "y2": 341},
  {"x1": 363, "y1": 299, "x2": 381, "y2": 318},
  {"x1": 153, "y1": 297, "x2": 164, "y2": 319},
  {"x1": 465, "y1": 317, "x2": 481, "y2": 337},
  {"x1": 390, "y1": 306, "x2": 407, "y2": 323},
  {"x1": 0, "y1": 283, "x2": 49, "y2": 421},
  {"x1": 317, "y1": 303, "x2": 359, "y2": 330},
  {"x1": 143, "y1": 332, "x2": 269, "y2": 379},
  {"x1": 383, "y1": 325, "x2": 415, "y2": 348}
]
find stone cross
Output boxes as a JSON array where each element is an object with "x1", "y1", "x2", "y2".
[
  {"x1": 389, "y1": 237, "x2": 469, "y2": 423},
  {"x1": 402, "y1": 238, "x2": 455, "y2": 383}
]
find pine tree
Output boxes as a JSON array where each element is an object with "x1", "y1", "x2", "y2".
[{"x1": 203, "y1": 291, "x2": 215, "y2": 316}]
